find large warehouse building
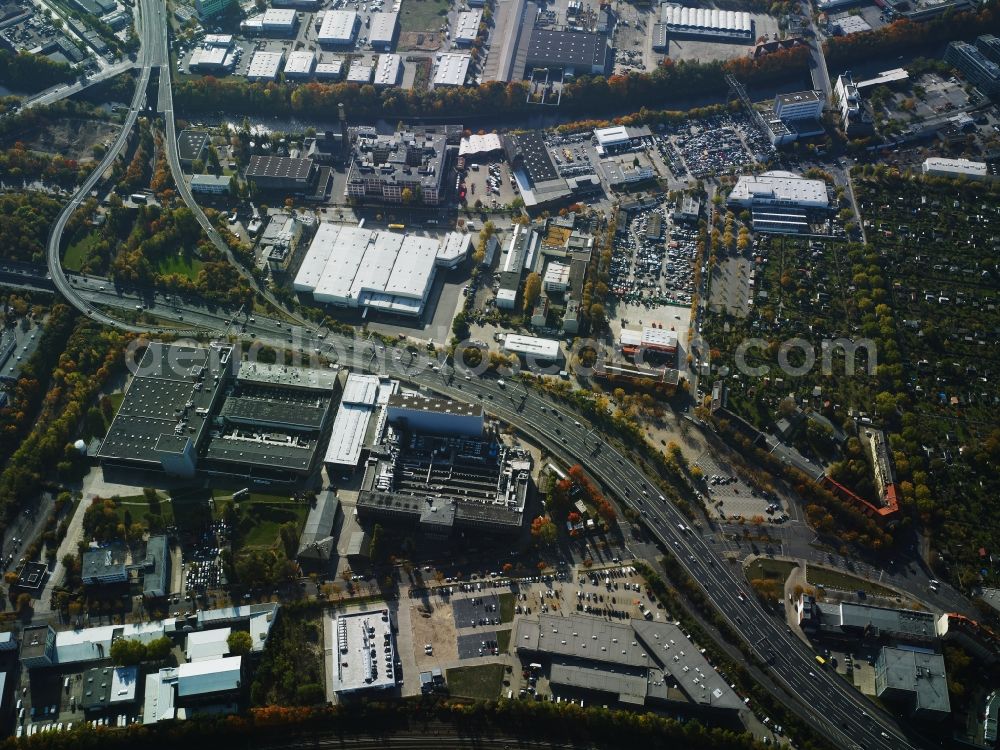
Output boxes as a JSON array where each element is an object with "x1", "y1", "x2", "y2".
[
  {"x1": 727, "y1": 171, "x2": 830, "y2": 234},
  {"x1": 356, "y1": 396, "x2": 531, "y2": 536},
  {"x1": 98, "y1": 344, "x2": 339, "y2": 480},
  {"x1": 660, "y1": 5, "x2": 752, "y2": 42},
  {"x1": 433, "y1": 53, "x2": 471, "y2": 86},
  {"x1": 323, "y1": 372, "x2": 399, "y2": 471},
  {"x1": 317, "y1": 10, "x2": 359, "y2": 46},
  {"x1": 515, "y1": 614, "x2": 744, "y2": 714},
  {"x1": 293, "y1": 224, "x2": 470, "y2": 317},
  {"x1": 245, "y1": 155, "x2": 316, "y2": 192},
  {"x1": 525, "y1": 28, "x2": 610, "y2": 75},
  {"x1": 368, "y1": 10, "x2": 399, "y2": 50}
]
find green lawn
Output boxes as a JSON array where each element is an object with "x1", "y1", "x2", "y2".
[
  {"x1": 496, "y1": 629, "x2": 511, "y2": 654},
  {"x1": 111, "y1": 492, "x2": 175, "y2": 530},
  {"x1": 399, "y1": 0, "x2": 450, "y2": 32},
  {"x1": 498, "y1": 592, "x2": 515, "y2": 623},
  {"x1": 806, "y1": 565, "x2": 897, "y2": 598},
  {"x1": 745, "y1": 559, "x2": 799, "y2": 583},
  {"x1": 156, "y1": 252, "x2": 204, "y2": 279},
  {"x1": 445, "y1": 663, "x2": 504, "y2": 700},
  {"x1": 213, "y1": 490, "x2": 309, "y2": 550},
  {"x1": 63, "y1": 230, "x2": 101, "y2": 271}
]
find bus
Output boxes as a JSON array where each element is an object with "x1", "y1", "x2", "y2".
[
  {"x1": 815, "y1": 655, "x2": 827, "y2": 667},
  {"x1": 388, "y1": 223, "x2": 405, "y2": 231}
]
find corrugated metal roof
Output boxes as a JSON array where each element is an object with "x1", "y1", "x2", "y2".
[{"x1": 177, "y1": 656, "x2": 242, "y2": 696}]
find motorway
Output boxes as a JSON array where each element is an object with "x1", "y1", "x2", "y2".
[
  {"x1": 43, "y1": 0, "x2": 166, "y2": 335},
  {"x1": 32, "y1": 4, "x2": 929, "y2": 746},
  {"x1": 20, "y1": 60, "x2": 136, "y2": 111},
  {"x1": 34, "y1": 267, "x2": 922, "y2": 750}
]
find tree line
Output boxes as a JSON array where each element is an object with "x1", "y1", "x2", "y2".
[
  {"x1": 0, "y1": 50, "x2": 75, "y2": 95},
  {"x1": 172, "y1": 47, "x2": 809, "y2": 122},
  {"x1": 0, "y1": 693, "x2": 778, "y2": 750},
  {"x1": 824, "y1": 2, "x2": 1000, "y2": 68}
]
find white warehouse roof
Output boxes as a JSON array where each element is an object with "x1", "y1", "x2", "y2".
[
  {"x1": 455, "y1": 9, "x2": 482, "y2": 43},
  {"x1": 662, "y1": 6, "x2": 751, "y2": 32},
  {"x1": 374, "y1": 53, "x2": 402, "y2": 86},
  {"x1": 922, "y1": 157, "x2": 987, "y2": 178},
  {"x1": 434, "y1": 53, "x2": 470, "y2": 86},
  {"x1": 315, "y1": 60, "x2": 344, "y2": 79},
  {"x1": 262, "y1": 8, "x2": 296, "y2": 27},
  {"x1": 594, "y1": 125, "x2": 629, "y2": 147},
  {"x1": 246, "y1": 51, "x2": 284, "y2": 81},
  {"x1": 318, "y1": 10, "x2": 358, "y2": 43},
  {"x1": 283, "y1": 50, "x2": 315, "y2": 77},
  {"x1": 177, "y1": 656, "x2": 242, "y2": 697},
  {"x1": 369, "y1": 11, "x2": 399, "y2": 45},
  {"x1": 459, "y1": 133, "x2": 503, "y2": 155},
  {"x1": 728, "y1": 171, "x2": 829, "y2": 208},
  {"x1": 295, "y1": 224, "x2": 462, "y2": 316},
  {"x1": 186, "y1": 627, "x2": 231, "y2": 662},
  {"x1": 503, "y1": 334, "x2": 561, "y2": 360}
]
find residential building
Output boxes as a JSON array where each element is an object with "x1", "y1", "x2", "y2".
[
  {"x1": 345, "y1": 127, "x2": 449, "y2": 204},
  {"x1": 190, "y1": 174, "x2": 232, "y2": 195},
  {"x1": 922, "y1": 157, "x2": 989, "y2": 180},
  {"x1": 945, "y1": 40, "x2": 1000, "y2": 96},
  {"x1": 194, "y1": 0, "x2": 234, "y2": 20}
]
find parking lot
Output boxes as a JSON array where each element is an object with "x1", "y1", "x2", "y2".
[
  {"x1": 452, "y1": 592, "x2": 502, "y2": 629},
  {"x1": 694, "y1": 451, "x2": 786, "y2": 523},
  {"x1": 545, "y1": 134, "x2": 599, "y2": 183},
  {"x1": 609, "y1": 203, "x2": 696, "y2": 307},
  {"x1": 658, "y1": 113, "x2": 773, "y2": 179},
  {"x1": 462, "y1": 161, "x2": 519, "y2": 210}
]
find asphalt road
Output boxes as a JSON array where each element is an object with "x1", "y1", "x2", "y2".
[
  {"x1": 30, "y1": 6, "x2": 937, "y2": 744},
  {"x1": 20, "y1": 60, "x2": 136, "y2": 111},
  {"x1": 18, "y1": 259, "x2": 942, "y2": 750}
]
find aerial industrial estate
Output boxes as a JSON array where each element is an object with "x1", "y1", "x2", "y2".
[{"x1": 1, "y1": 0, "x2": 1000, "y2": 745}]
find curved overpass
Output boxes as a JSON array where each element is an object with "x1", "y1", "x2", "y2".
[{"x1": 37, "y1": 6, "x2": 930, "y2": 746}]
